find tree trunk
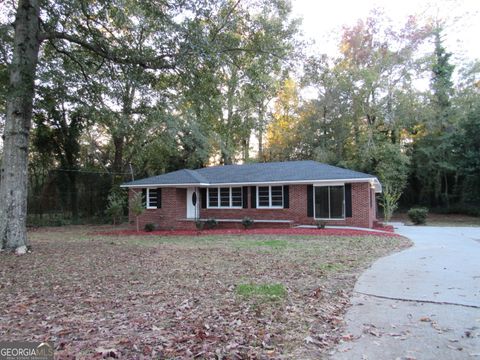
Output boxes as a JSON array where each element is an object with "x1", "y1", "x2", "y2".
[{"x1": 0, "y1": 0, "x2": 41, "y2": 252}]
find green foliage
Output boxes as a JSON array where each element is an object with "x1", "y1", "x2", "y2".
[
  {"x1": 380, "y1": 184, "x2": 402, "y2": 223},
  {"x1": 236, "y1": 283, "x2": 286, "y2": 300},
  {"x1": 144, "y1": 223, "x2": 156, "y2": 232},
  {"x1": 195, "y1": 220, "x2": 205, "y2": 230},
  {"x1": 316, "y1": 221, "x2": 326, "y2": 229},
  {"x1": 241, "y1": 217, "x2": 254, "y2": 229},
  {"x1": 204, "y1": 218, "x2": 218, "y2": 230},
  {"x1": 407, "y1": 207, "x2": 429, "y2": 225},
  {"x1": 130, "y1": 192, "x2": 145, "y2": 232},
  {"x1": 317, "y1": 262, "x2": 347, "y2": 272},
  {"x1": 105, "y1": 190, "x2": 126, "y2": 225}
]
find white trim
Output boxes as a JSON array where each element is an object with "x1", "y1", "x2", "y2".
[
  {"x1": 313, "y1": 181, "x2": 345, "y2": 187},
  {"x1": 121, "y1": 183, "x2": 209, "y2": 188},
  {"x1": 256, "y1": 185, "x2": 284, "y2": 209},
  {"x1": 207, "y1": 186, "x2": 243, "y2": 209},
  {"x1": 313, "y1": 185, "x2": 345, "y2": 220},
  {"x1": 122, "y1": 177, "x2": 381, "y2": 191},
  {"x1": 146, "y1": 188, "x2": 158, "y2": 209}
]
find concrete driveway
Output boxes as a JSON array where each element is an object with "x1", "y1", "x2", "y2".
[{"x1": 331, "y1": 226, "x2": 480, "y2": 360}]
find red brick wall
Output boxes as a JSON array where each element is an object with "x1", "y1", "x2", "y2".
[
  {"x1": 129, "y1": 188, "x2": 193, "y2": 230},
  {"x1": 128, "y1": 182, "x2": 377, "y2": 230}
]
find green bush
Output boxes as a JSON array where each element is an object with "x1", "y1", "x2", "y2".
[
  {"x1": 106, "y1": 191, "x2": 126, "y2": 225},
  {"x1": 195, "y1": 220, "x2": 205, "y2": 230},
  {"x1": 144, "y1": 223, "x2": 156, "y2": 232},
  {"x1": 407, "y1": 207, "x2": 429, "y2": 225},
  {"x1": 242, "y1": 217, "x2": 254, "y2": 229},
  {"x1": 204, "y1": 218, "x2": 218, "y2": 229}
]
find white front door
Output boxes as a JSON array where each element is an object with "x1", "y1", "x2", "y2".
[{"x1": 186, "y1": 187, "x2": 199, "y2": 219}]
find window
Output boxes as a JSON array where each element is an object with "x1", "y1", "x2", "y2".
[
  {"x1": 209, "y1": 188, "x2": 218, "y2": 207},
  {"x1": 231, "y1": 187, "x2": 242, "y2": 207},
  {"x1": 146, "y1": 188, "x2": 160, "y2": 209},
  {"x1": 257, "y1": 186, "x2": 283, "y2": 208},
  {"x1": 314, "y1": 185, "x2": 344, "y2": 219},
  {"x1": 208, "y1": 187, "x2": 243, "y2": 208}
]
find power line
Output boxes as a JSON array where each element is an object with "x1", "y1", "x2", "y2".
[{"x1": 49, "y1": 168, "x2": 133, "y2": 175}]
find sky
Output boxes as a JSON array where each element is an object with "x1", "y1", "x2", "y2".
[{"x1": 290, "y1": 0, "x2": 480, "y2": 64}]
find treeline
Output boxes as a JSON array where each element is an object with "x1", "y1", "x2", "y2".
[
  {"x1": 0, "y1": 3, "x2": 479, "y2": 225},
  {"x1": 263, "y1": 15, "x2": 480, "y2": 217}
]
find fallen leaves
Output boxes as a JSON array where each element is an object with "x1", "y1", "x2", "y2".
[{"x1": 0, "y1": 226, "x2": 410, "y2": 359}]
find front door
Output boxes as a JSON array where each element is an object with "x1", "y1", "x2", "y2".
[{"x1": 186, "y1": 187, "x2": 199, "y2": 219}]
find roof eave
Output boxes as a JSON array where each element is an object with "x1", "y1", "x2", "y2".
[
  {"x1": 121, "y1": 177, "x2": 382, "y2": 189},
  {"x1": 120, "y1": 183, "x2": 209, "y2": 188}
]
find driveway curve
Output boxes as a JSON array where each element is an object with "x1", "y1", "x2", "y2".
[{"x1": 331, "y1": 225, "x2": 480, "y2": 360}]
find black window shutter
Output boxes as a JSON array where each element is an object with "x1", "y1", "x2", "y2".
[
  {"x1": 283, "y1": 185, "x2": 289, "y2": 208},
  {"x1": 250, "y1": 186, "x2": 256, "y2": 208},
  {"x1": 243, "y1": 186, "x2": 248, "y2": 208},
  {"x1": 141, "y1": 189, "x2": 147, "y2": 208},
  {"x1": 200, "y1": 188, "x2": 207, "y2": 209},
  {"x1": 307, "y1": 185, "x2": 313, "y2": 217},
  {"x1": 157, "y1": 188, "x2": 162, "y2": 208},
  {"x1": 345, "y1": 184, "x2": 352, "y2": 217}
]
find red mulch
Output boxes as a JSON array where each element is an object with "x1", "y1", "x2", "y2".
[
  {"x1": 92, "y1": 227, "x2": 399, "y2": 237},
  {"x1": 373, "y1": 224, "x2": 395, "y2": 232}
]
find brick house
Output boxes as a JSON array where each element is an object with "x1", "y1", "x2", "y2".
[{"x1": 121, "y1": 160, "x2": 381, "y2": 229}]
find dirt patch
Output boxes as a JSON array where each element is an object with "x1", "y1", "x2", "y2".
[{"x1": 0, "y1": 226, "x2": 410, "y2": 359}]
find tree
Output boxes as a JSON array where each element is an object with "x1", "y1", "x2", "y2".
[
  {"x1": 410, "y1": 25, "x2": 456, "y2": 207},
  {"x1": 130, "y1": 192, "x2": 144, "y2": 233},
  {"x1": 0, "y1": 1, "x2": 42, "y2": 254},
  {"x1": 106, "y1": 191, "x2": 126, "y2": 226},
  {"x1": 0, "y1": 0, "x2": 219, "y2": 251},
  {"x1": 265, "y1": 77, "x2": 301, "y2": 160},
  {"x1": 374, "y1": 143, "x2": 410, "y2": 222}
]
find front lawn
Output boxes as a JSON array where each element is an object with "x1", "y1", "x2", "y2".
[{"x1": 0, "y1": 226, "x2": 410, "y2": 359}]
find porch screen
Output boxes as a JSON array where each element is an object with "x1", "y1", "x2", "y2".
[{"x1": 314, "y1": 185, "x2": 344, "y2": 219}]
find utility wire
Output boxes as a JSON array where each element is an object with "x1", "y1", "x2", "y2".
[{"x1": 49, "y1": 168, "x2": 134, "y2": 175}]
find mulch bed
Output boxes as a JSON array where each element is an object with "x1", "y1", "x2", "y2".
[{"x1": 92, "y1": 227, "x2": 400, "y2": 237}]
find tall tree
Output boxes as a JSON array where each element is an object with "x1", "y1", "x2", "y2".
[
  {"x1": 0, "y1": 1, "x2": 41, "y2": 253},
  {"x1": 0, "y1": 0, "x2": 209, "y2": 252},
  {"x1": 411, "y1": 26, "x2": 456, "y2": 207}
]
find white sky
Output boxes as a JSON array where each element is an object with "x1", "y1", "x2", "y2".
[{"x1": 291, "y1": 0, "x2": 480, "y2": 64}]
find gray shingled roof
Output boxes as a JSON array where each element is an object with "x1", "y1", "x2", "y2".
[{"x1": 121, "y1": 160, "x2": 379, "y2": 188}]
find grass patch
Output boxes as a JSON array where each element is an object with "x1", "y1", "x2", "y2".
[
  {"x1": 236, "y1": 283, "x2": 287, "y2": 300},
  {"x1": 235, "y1": 238, "x2": 292, "y2": 249},
  {"x1": 317, "y1": 262, "x2": 348, "y2": 272}
]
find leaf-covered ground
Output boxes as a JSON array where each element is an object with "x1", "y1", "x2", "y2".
[{"x1": 0, "y1": 226, "x2": 410, "y2": 359}]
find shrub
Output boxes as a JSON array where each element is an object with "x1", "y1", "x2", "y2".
[
  {"x1": 195, "y1": 220, "x2": 205, "y2": 230},
  {"x1": 204, "y1": 218, "x2": 218, "y2": 229},
  {"x1": 407, "y1": 207, "x2": 428, "y2": 225},
  {"x1": 106, "y1": 191, "x2": 126, "y2": 225},
  {"x1": 144, "y1": 223, "x2": 156, "y2": 232},
  {"x1": 316, "y1": 220, "x2": 326, "y2": 229},
  {"x1": 242, "y1": 217, "x2": 254, "y2": 229}
]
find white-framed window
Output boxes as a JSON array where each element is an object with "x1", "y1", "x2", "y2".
[
  {"x1": 146, "y1": 188, "x2": 160, "y2": 209},
  {"x1": 257, "y1": 185, "x2": 283, "y2": 208},
  {"x1": 208, "y1": 187, "x2": 243, "y2": 208},
  {"x1": 314, "y1": 185, "x2": 344, "y2": 219}
]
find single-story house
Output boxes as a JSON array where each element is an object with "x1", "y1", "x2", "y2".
[{"x1": 121, "y1": 160, "x2": 382, "y2": 229}]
